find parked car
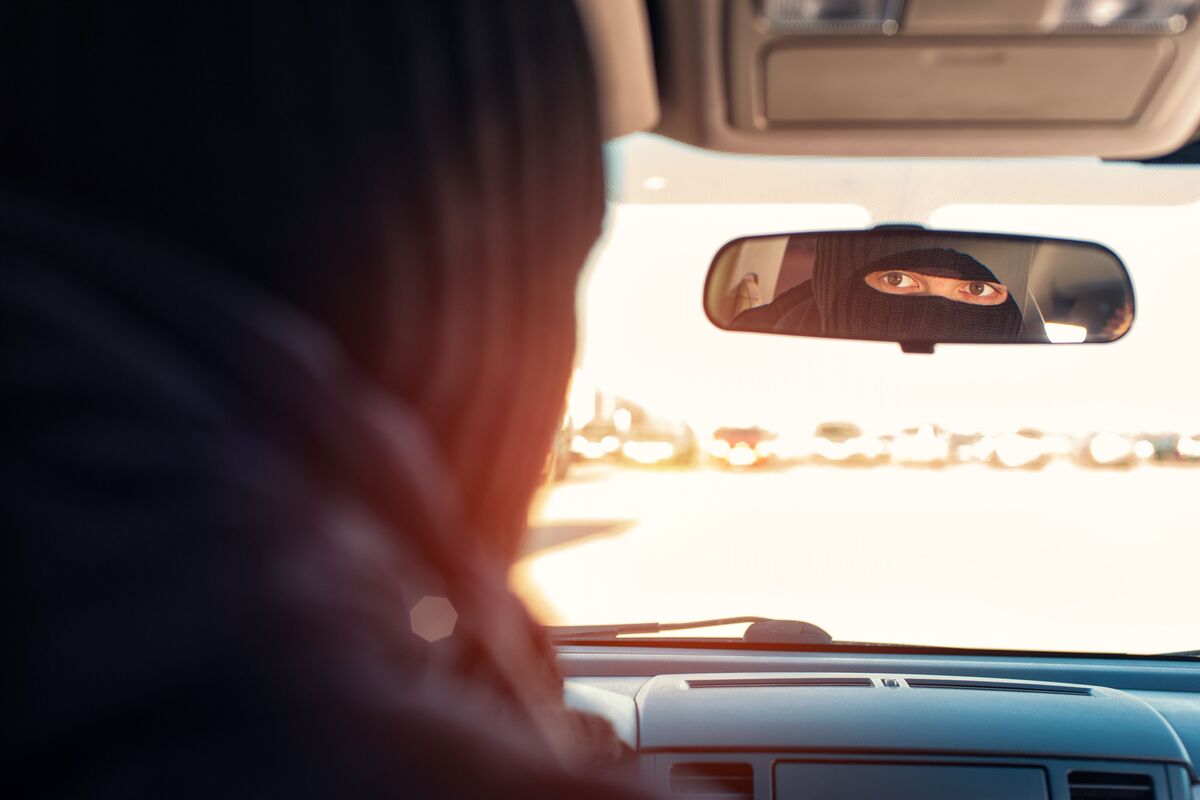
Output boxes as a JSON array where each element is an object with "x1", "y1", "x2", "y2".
[
  {"x1": 988, "y1": 428, "x2": 1053, "y2": 470},
  {"x1": 948, "y1": 431, "x2": 985, "y2": 465},
  {"x1": 890, "y1": 424, "x2": 951, "y2": 468},
  {"x1": 1177, "y1": 433, "x2": 1200, "y2": 463},
  {"x1": 619, "y1": 420, "x2": 699, "y2": 467},
  {"x1": 569, "y1": 420, "x2": 623, "y2": 463},
  {"x1": 809, "y1": 422, "x2": 887, "y2": 466},
  {"x1": 1077, "y1": 432, "x2": 1140, "y2": 469},
  {"x1": 709, "y1": 426, "x2": 778, "y2": 469}
]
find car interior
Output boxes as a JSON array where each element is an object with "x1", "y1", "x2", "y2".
[
  {"x1": 10, "y1": 2, "x2": 1196, "y2": 798},
  {"x1": 555, "y1": 2, "x2": 1200, "y2": 798}
]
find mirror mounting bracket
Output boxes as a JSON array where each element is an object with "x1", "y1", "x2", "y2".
[
  {"x1": 872, "y1": 222, "x2": 927, "y2": 231},
  {"x1": 899, "y1": 341, "x2": 936, "y2": 354}
]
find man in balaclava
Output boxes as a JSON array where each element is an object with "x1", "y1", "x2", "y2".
[{"x1": 814, "y1": 246, "x2": 1025, "y2": 342}]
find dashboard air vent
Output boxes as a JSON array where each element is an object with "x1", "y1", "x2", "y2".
[
  {"x1": 1068, "y1": 771, "x2": 1153, "y2": 799},
  {"x1": 669, "y1": 762, "x2": 754, "y2": 799},
  {"x1": 906, "y1": 678, "x2": 1092, "y2": 696},
  {"x1": 687, "y1": 676, "x2": 872, "y2": 689}
]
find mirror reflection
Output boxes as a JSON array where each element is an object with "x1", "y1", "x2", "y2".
[{"x1": 707, "y1": 230, "x2": 1134, "y2": 346}]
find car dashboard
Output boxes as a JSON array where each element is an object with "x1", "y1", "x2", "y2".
[{"x1": 560, "y1": 644, "x2": 1200, "y2": 799}]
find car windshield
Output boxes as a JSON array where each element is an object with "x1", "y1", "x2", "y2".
[{"x1": 512, "y1": 133, "x2": 1200, "y2": 657}]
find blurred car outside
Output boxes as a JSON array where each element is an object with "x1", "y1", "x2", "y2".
[
  {"x1": 619, "y1": 419, "x2": 699, "y2": 468},
  {"x1": 1176, "y1": 433, "x2": 1200, "y2": 463},
  {"x1": 986, "y1": 428, "x2": 1054, "y2": 470},
  {"x1": 708, "y1": 426, "x2": 779, "y2": 469},
  {"x1": 569, "y1": 419, "x2": 623, "y2": 463},
  {"x1": 808, "y1": 421, "x2": 887, "y2": 467},
  {"x1": 1076, "y1": 431, "x2": 1141, "y2": 469},
  {"x1": 948, "y1": 431, "x2": 985, "y2": 465},
  {"x1": 890, "y1": 423, "x2": 952, "y2": 468}
]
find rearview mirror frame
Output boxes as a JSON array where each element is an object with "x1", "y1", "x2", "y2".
[{"x1": 703, "y1": 226, "x2": 1135, "y2": 353}]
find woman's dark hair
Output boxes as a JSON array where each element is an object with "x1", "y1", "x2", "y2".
[{"x1": 0, "y1": 1, "x2": 606, "y2": 556}]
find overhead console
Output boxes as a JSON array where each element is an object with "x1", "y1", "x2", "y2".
[{"x1": 652, "y1": 0, "x2": 1200, "y2": 157}]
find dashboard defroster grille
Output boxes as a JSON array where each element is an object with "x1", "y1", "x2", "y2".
[
  {"x1": 1067, "y1": 770, "x2": 1154, "y2": 799},
  {"x1": 687, "y1": 676, "x2": 873, "y2": 689},
  {"x1": 669, "y1": 762, "x2": 754, "y2": 799},
  {"x1": 906, "y1": 678, "x2": 1093, "y2": 696}
]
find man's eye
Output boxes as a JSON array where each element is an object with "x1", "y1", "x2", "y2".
[
  {"x1": 883, "y1": 271, "x2": 916, "y2": 288},
  {"x1": 966, "y1": 281, "x2": 996, "y2": 297}
]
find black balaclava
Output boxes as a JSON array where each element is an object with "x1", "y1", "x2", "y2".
[{"x1": 814, "y1": 247, "x2": 1024, "y2": 342}]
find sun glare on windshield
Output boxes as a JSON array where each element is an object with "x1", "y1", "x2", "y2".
[{"x1": 513, "y1": 136, "x2": 1200, "y2": 657}]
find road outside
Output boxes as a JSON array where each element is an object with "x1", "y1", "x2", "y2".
[{"x1": 512, "y1": 462, "x2": 1198, "y2": 655}]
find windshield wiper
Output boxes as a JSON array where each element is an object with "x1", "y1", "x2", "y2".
[
  {"x1": 548, "y1": 616, "x2": 835, "y2": 644},
  {"x1": 550, "y1": 618, "x2": 1200, "y2": 656}
]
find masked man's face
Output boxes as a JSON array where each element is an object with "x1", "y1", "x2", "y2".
[{"x1": 816, "y1": 248, "x2": 1025, "y2": 342}]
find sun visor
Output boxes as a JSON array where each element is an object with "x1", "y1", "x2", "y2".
[{"x1": 653, "y1": 0, "x2": 1200, "y2": 157}]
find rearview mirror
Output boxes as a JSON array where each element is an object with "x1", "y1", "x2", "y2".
[{"x1": 704, "y1": 228, "x2": 1133, "y2": 352}]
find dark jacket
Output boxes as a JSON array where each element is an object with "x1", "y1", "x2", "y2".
[
  {"x1": 4, "y1": 197, "x2": 650, "y2": 798},
  {"x1": 730, "y1": 280, "x2": 822, "y2": 336}
]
